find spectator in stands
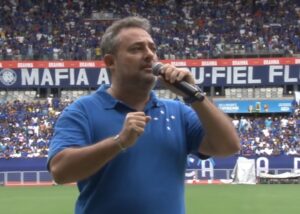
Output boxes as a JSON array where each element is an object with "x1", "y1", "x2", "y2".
[
  {"x1": 265, "y1": 117, "x2": 272, "y2": 130},
  {"x1": 47, "y1": 16, "x2": 240, "y2": 214}
]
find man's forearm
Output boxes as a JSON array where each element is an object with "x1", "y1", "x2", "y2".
[
  {"x1": 49, "y1": 137, "x2": 123, "y2": 184},
  {"x1": 191, "y1": 98, "x2": 240, "y2": 156}
]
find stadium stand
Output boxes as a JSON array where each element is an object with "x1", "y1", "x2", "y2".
[
  {"x1": 0, "y1": 98, "x2": 72, "y2": 158},
  {"x1": 0, "y1": 1, "x2": 300, "y2": 186},
  {"x1": 237, "y1": 109, "x2": 300, "y2": 156},
  {"x1": 1, "y1": 0, "x2": 300, "y2": 60},
  {"x1": 0, "y1": 92, "x2": 299, "y2": 159},
  {"x1": 0, "y1": 0, "x2": 300, "y2": 189}
]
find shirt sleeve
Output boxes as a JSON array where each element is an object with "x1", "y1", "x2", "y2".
[
  {"x1": 47, "y1": 104, "x2": 92, "y2": 170},
  {"x1": 181, "y1": 103, "x2": 206, "y2": 155}
]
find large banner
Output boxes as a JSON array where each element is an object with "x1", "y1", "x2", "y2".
[
  {"x1": 214, "y1": 99, "x2": 293, "y2": 113},
  {"x1": 187, "y1": 155, "x2": 300, "y2": 170},
  {"x1": 186, "y1": 155, "x2": 300, "y2": 179},
  {"x1": 0, "y1": 57, "x2": 300, "y2": 88}
]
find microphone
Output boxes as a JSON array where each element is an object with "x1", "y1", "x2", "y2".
[{"x1": 152, "y1": 62, "x2": 202, "y2": 98}]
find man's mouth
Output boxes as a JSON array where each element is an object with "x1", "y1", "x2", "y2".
[{"x1": 141, "y1": 66, "x2": 153, "y2": 72}]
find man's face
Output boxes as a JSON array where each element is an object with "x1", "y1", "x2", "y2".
[{"x1": 110, "y1": 27, "x2": 158, "y2": 87}]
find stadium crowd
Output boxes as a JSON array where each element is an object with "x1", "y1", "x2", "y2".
[
  {"x1": 1, "y1": 0, "x2": 300, "y2": 158},
  {"x1": 236, "y1": 103, "x2": 300, "y2": 156},
  {"x1": 0, "y1": 97, "x2": 299, "y2": 159},
  {"x1": 1, "y1": 0, "x2": 300, "y2": 60},
  {"x1": 0, "y1": 97, "x2": 71, "y2": 159}
]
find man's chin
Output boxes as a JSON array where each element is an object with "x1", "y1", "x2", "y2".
[{"x1": 140, "y1": 75, "x2": 156, "y2": 88}]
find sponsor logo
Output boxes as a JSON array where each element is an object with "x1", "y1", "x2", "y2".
[{"x1": 0, "y1": 68, "x2": 17, "y2": 86}]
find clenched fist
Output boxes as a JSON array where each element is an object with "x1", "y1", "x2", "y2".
[{"x1": 118, "y1": 112, "x2": 151, "y2": 148}]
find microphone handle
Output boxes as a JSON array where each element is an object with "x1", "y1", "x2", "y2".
[
  {"x1": 173, "y1": 81, "x2": 200, "y2": 97},
  {"x1": 152, "y1": 62, "x2": 202, "y2": 98}
]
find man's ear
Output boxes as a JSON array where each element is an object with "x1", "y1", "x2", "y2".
[{"x1": 103, "y1": 54, "x2": 115, "y2": 72}]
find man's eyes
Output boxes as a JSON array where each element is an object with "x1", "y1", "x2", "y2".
[
  {"x1": 129, "y1": 46, "x2": 156, "y2": 52},
  {"x1": 131, "y1": 46, "x2": 143, "y2": 51},
  {"x1": 151, "y1": 46, "x2": 157, "y2": 52}
]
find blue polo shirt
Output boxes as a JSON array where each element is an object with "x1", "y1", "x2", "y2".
[{"x1": 48, "y1": 85, "x2": 205, "y2": 214}]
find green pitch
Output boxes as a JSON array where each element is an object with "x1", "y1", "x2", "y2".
[
  {"x1": 0, "y1": 184, "x2": 299, "y2": 214},
  {"x1": 185, "y1": 184, "x2": 300, "y2": 214}
]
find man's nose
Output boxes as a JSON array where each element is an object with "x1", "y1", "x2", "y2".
[{"x1": 144, "y1": 47, "x2": 155, "y2": 61}]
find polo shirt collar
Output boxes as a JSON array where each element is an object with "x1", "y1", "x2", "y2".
[{"x1": 96, "y1": 84, "x2": 162, "y2": 110}]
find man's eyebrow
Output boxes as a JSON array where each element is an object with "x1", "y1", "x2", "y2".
[{"x1": 130, "y1": 41, "x2": 156, "y2": 46}]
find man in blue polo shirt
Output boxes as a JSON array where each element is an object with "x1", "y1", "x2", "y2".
[{"x1": 47, "y1": 16, "x2": 240, "y2": 214}]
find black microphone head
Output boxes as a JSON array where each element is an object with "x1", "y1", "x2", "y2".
[{"x1": 152, "y1": 62, "x2": 163, "y2": 76}]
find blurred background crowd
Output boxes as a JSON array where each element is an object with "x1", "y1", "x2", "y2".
[
  {"x1": 1, "y1": 0, "x2": 300, "y2": 60},
  {"x1": 0, "y1": 0, "x2": 300, "y2": 158},
  {"x1": 0, "y1": 98, "x2": 299, "y2": 158}
]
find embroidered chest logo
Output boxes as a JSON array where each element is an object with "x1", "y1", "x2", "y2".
[{"x1": 153, "y1": 110, "x2": 176, "y2": 131}]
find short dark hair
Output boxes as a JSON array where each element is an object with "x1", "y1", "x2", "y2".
[{"x1": 100, "y1": 16, "x2": 151, "y2": 56}]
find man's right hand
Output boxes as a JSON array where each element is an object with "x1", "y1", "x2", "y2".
[{"x1": 118, "y1": 112, "x2": 151, "y2": 148}]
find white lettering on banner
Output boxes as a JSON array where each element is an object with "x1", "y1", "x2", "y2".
[
  {"x1": 18, "y1": 62, "x2": 33, "y2": 68},
  {"x1": 22, "y1": 69, "x2": 39, "y2": 85},
  {"x1": 201, "y1": 159, "x2": 214, "y2": 178},
  {"x1": 226, "y1": 67, "x2": 232, "y2": 84},
  {"x1": 212, "y1": 67, "x2": 226, "y2": 84},
  {"x1": 171, "y1": 61, "x2": 186, "y2": 66},
  {"x1": 278, "y1": 102, "x2": 291, "y2": 111},
  {"x1": 218, "y1": 103, "x2": 239, "y2": 112},
  {"x1": 183, "y1": 66, "x2": 300, "y2": 86},
  {"x1": 284, "y1": 65, "x2": 298, "y2": 82},
  {"x1": 295, "y1": 59, "x2": 300, "y2": 64},
  {"x1": 263, "y1": 59, "x2": 280, "y2": 65},
  {"x1": 256, "y1": 157, "x2": 269, "y2": 176},
  {"x1": 195, "y1": 66, "x2": 275, "y2": 85},
  {"x1": 232, "y1": 60, "x2": 248, "y2": 66},
  {"x1": 185, "y1": 170, "x2": 196, "y2": 178},
  {"x1": 15, "y1": 65, "x2": 299, "y2": 87},
  {"x1": 0, "y1": 63, "x2": 2, "y2": 67},
  {"x1": 76, "y1": 69, "x2": 89, "y2": 85},
  {"x1": 69, "y1": 69, "x2": 75, "y2": 85},
  {"x1": 268, "y1": 65, "x2": 298, "y2": 83},
  {"x1": 269, "y1": 65, "x2": 283, "y2": 82},
  {"x1": 294, "y1": 158, "x2": 300, "y2": 172},
  {"x1": 190, "y1": 156, "x2": 300, "y2": 174},
  {"x1": 248, "y1": 67, "x2": 261, "y2": 84},
  {"x1": 278, "y1": 103, "x2": 291, "y2": 107},
  {"x1": 233, "y1": 67, "x2": 247, "y2": 84},
  {"x1": 192, "y1": 67, "x2": 204, "y2": 84},
  {"x1": 79, "y1": 62, "x2": 95, "y2": 67},
  {"x1": 55, "y1": 69, "x2": 69, "y2": 85},
  {"x1": 41, "y1": 69, "x2": 54, "y2": 85},
  {"x1": 49, "y1": 62, "x2": 64, "y2": 67},
  {"x1": 21, "y1": 68, "x2": 90, "y2": 86},
  {"x1": 97, "y1": 68, "x2": 110, "y2": 84},
  {"x1": 202, "y1": 61, "x2": 217, "y2": 66}
]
